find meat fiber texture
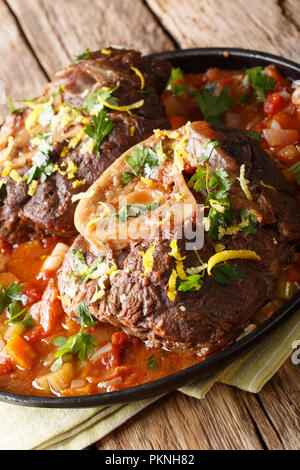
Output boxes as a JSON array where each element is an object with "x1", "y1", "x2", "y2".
[
  {"x1": 0, "y1": 48, "x2": 171, "y2": 243},
  {"x1": 57, "y1": 122, "x2": 300, "y2": 356}
]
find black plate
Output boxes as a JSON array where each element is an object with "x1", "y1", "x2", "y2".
[{"x1": 1, "y1": 47, "x2": 299, "y2": 408}]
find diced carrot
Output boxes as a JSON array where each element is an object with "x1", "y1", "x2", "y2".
[
  {"x1": 3, "y1": 335, "x2": 36, "y2": 369},
  {"x1": 21, "y1": 282, "x2": 42, "y2": 306},
  {"x1": 264, "y1": 92, "x2": 285, "y2": 116},
  {"x1": 285, "y1": 265, "x2": 300, "y2": 282},
  {"x1": 112, "y1": 331, "x2": 129, "y2": 347},
  {"x1": 169, "y1": 115, "x2": 188, "y2": 129},
  {"x1": 39, "y1": 279, "x2": 64, "y2": 335},
  {"x1": 24, "y1": 325, "x2": 45, "y2": 345},
  {"x1": 0, "y1": 354, "x2": 15, "y2": 375},
  {"x1": 265, "y1": 66, "x2": 287, "y2": 89}
]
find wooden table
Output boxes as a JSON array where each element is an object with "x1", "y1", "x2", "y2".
[{"x1": 1, "y1": 0, "x2": 299, "y2": 450}]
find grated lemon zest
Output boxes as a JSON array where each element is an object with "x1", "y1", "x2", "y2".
[
  {"x1": 167, "y1": 269, "x2": 177, "y2": 301},
  {"x1": 9, "y1": 169, "x2": 22, "y2": 183},
  {"x1": 139, "y1": 241, "x2": 157, "y2": 276},
  {"x1": 2, "y1": 162, "x2": 12, "y2": 177},
  {"x1": 176, "y1": 261, "x2": 187, "y2": 280},
  {"x1": 207, "y1": 250, "x2": 261, "y2": 275},
  {"x1": 238, "y1": 164, "x2": 252, "y2": 201},
  {"x1": 28, "y1": 180, "x2": 39, "y2": 196},
  {"x1": 98, "y1": 98, "x2": 144, "y2": 113},
  {"x1": 130, "y1": 66, "x2": 145, "y2": 89},
  {"x1": 260, "y1": 180, "x2": 277, "y2": 191},
  {"x1": 169, "y1": 239, "x2": 186, "y2": 261},
  {"x1": 72, "y1": 179, "x2": 86, "y2": 189}
]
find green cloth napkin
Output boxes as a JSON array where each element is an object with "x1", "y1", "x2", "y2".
[{"x1": 0, "y1": 309, "x2": 299, "y2": 450}]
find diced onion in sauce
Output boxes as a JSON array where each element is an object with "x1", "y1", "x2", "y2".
[
  {"x1": 263, "y1": 129, "x2": 298, "y2": 147},
  {"x1": 90, "y1": 343, "x2": 113, "y2": 362}
]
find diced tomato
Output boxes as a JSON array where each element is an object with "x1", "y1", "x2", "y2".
[
  {"x1": 183, "y1": 163, "x2": 197, "y2": 175},
  {"x1": 0, "y1": 241, "x2": 13, "y2": 256},
  {"x1": 0, "y1": 354, "x2": 15, "y2": 375},
  {"x1": 265, "y1": 66, "x2": 287, "y2": 89},
  {"x1": 285, "y1": 265, "x2": 300, "y2": 282},
  {"x1": 112, "y1": 331, "x2": 129, "y2": 347},
  {"x1": 36, "y1": 270, "x2": 55, "y2": 290},
  {"x1": 39, "y1": 279, "x2": 64, "y2": 335},
  {"x1": 169, "y1": 115, "x2": 188, "y2": 129},
  {"x1": 24, "y1": 325, "x2": 45, "y2": 344},
  {"x1": 21, "y1": 282, "x2": 42, "y2": 306},
  {"x1": 217, "y1": 77, "x2": 232, "y2": 87},
  {"x1": 264, "y1": 92, "x2": 285, "y2": 116},
  {"x1": 102, "y1": 348, "x2": 120, "y2": 369}
]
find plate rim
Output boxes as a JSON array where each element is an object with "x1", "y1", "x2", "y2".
[{"x1": 1, "y1": 47, "x2": 299, "y2": 408}]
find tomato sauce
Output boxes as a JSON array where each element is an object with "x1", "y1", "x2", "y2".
[{"x1": 0, "y1": 64, "x2": 299, "y2": 397}]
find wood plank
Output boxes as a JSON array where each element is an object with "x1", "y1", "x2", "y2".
[
  {"x1": 99, "y1": 384, "x2": 264, "y2": 450},
  {"x1": 146, "y1": 0, "x2": 300, "y2": 61},
  {"x1": 283, "y1": 0, "x2": 300, "y2": 30},
  {"x1": 7, "y1": 0, "x2": 174, "y2": 78},
  {"x1": 0, "y1": 0, "x2": 47, "y2": 121},
  {"x1": 256, "y1": 359, "x2": 300, "y2": 450}
]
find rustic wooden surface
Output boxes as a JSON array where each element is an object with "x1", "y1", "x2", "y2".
[{"x1": 0, "y1": 0, "x2": 299, "y2": 451}]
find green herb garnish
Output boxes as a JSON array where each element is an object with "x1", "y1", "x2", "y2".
[
  {"x1": 121, "y1": 172, "x2": 135, "y2": 187},
  {"x1": 51, "y1": 302, "x2": 98, "y2": 372},
  {"x1": 191, "y1": 86, "x2": 235, "y2": 124},
  {"x1": 84, "y1": 108, "x2": 114, "y2": 157},
  {"x1": 147, "y1": 355, "x2": 158, "y2": 371},
  {"x1": 167, "y1": 67, "x2": 188, "y2": 96},
  {"x1": 211, "y1": 263, "x2": 246, "y2": 286},
  {"x1": 245, "y1": 66, "x2": 276, "y2": 102},
  {"x1": 0, "y1": 283, "x2": 32, "y2": 326},
  {"x1": 246, "y1": 130, "x2": 261, "y2": 140},
  {"x1": 124, "y1": 143, "x2": 160, "y2": 179},
  {"x1": 76, "y1": 301, "x2": 97, "y2": 326},
  {"x1": 198, "y1": 139, "x2": 220, "y2": 162},
  {"x1": 25, "y1": 139, "x2": 56, "y2": 184},
  {"x1": 178, "y1": 274, "x2": 203, "y2": 292},
  {"x1": 83, "y1": 87, "x2": 119, "y2": 114},
  {"x1": 116, "y1": 203, "x2": 160, "y2": 223},
  {"x1": 75, "y1": 48, "x2": 91, "y2": 61},
  {"x1": 287, "y1": 161, "x2": 300, "y2": 186}
]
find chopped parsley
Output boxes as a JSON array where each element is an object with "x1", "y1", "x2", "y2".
[
  {"x1": 167, "y1": 67, "x2": 188, "y2": 96},
  {"x1": 239, "y1": 208, "x2": 258, "y2": 235},
  {"x1": 178, "y1": 274, "x2": 203, "y2": 292},
  {"x1": 0, "y1": 283, "x2": 32, "y2": 326},
  {"x1": 75, "y1": 48, "x2": 91, "y2": 61},
  {"x1": 191, "y1": 86, "x2": 235, "y2": 124},
  {"x1": 246, "y1": 130, "x2": 261, "y2": 140},
  {"x1": 288, "y1": 161, "x2": 300, "y2": 186},
  {"x1": 147, "y1": 355, "x2": 158, "y2": 371},
  {"x1": 121, "y1": 172, "x2": 136, "y2": 187},
  {"x1": 78, "y1": 257, "x2": 103, "y2": 285},
  {"x1": 25, "y1": 139, "x2": 56, "y2": 184},
  {"x1": 123, "y1": 143, "x2": 161, "y2": 180},
  {"x1": 51, "y1": 302, "x2": 98, "y2": 372},
  {"x1": 84, "y1": 108, "x2": 114, "y2": 157},
  {"x1": 244, "y1": 66, "x2": 276, "y2": 102},
  {"x1": 198, "y1": 139, "x2": 220, "y2": 162},
  {"x1": 76, "y1": 301, "x2": 97, "y2": 326},
  {"x1": 211, "y1": 263, "x2": 246, "y2": 286},
  {"x1": 116, "y1": 203, "x2": 160, "y2": 223},
  {"x1": 83, "y1": 87, "x2": 119, "y2": 114}
]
